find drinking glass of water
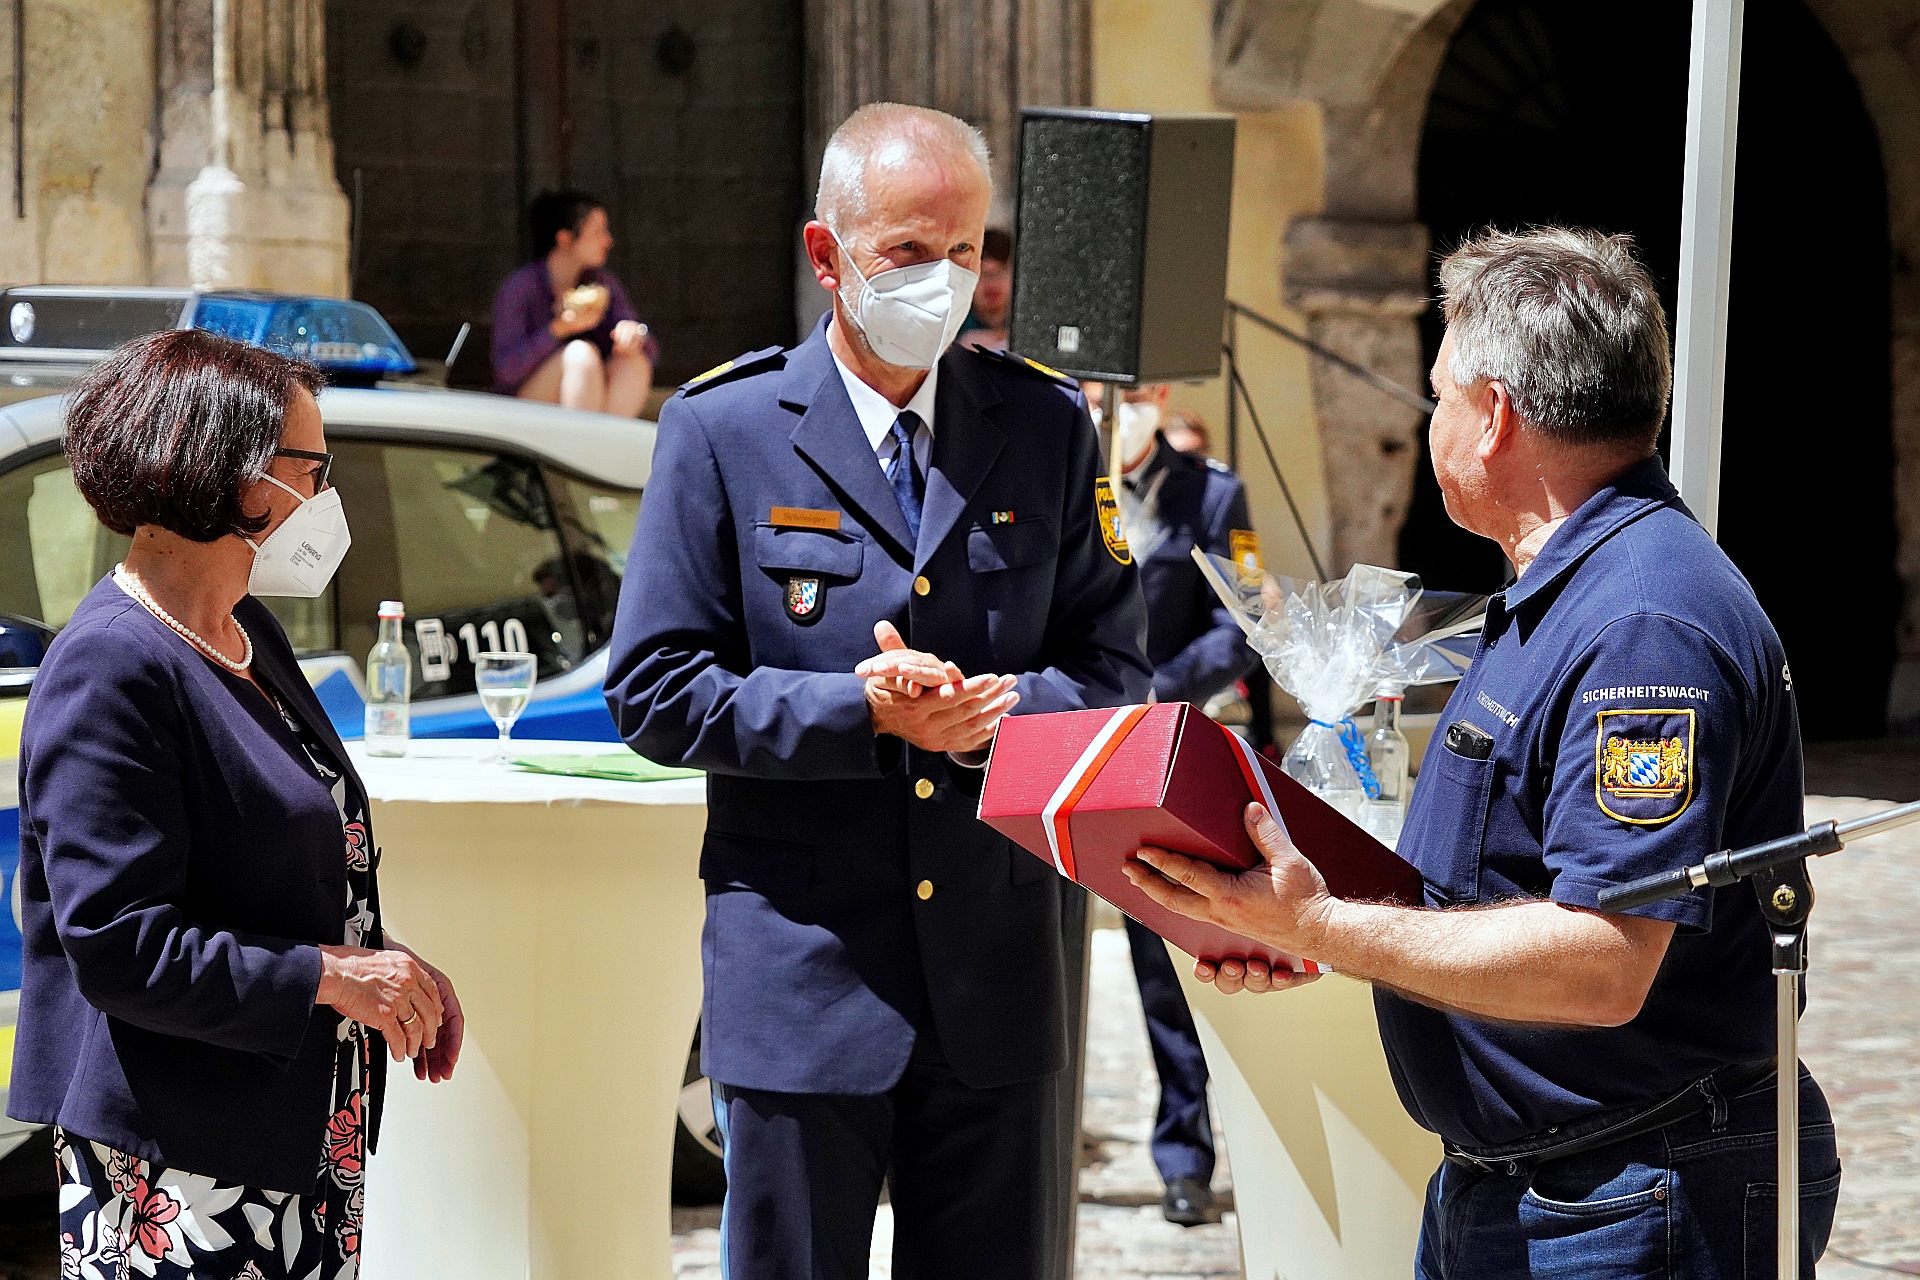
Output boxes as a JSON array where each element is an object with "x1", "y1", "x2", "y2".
[{"x1": 475, "y1": 651, "x2": 538, "y2": 763}]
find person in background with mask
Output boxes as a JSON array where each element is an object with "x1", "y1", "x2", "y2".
[
  {"x1": 492, "y1": 189, "x2": 660, "y2": 416},
  {"x1": 604, "y1": 102, "x2": 1149, "y2": 1280},
  {"x1": 1111, "y1": 381, "x2": 1262, "y2": 1226},
  {"x1": 958, "y1": 226, "x2": 1013, "y2": 352},
  {"x1": 12, "y1": 330, "x2": 463, "y2": 1280}
]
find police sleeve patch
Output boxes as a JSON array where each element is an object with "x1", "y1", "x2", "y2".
[
  {"x1": 1595, "y1": 708, "x2": 1695, "y2": 825},
  {"x1": 1094, "y1": 477, "x2": 1131, "y2": 564},
  {"x1": 1229, "y1": 529, "x2": 1262, "y2": 574}
]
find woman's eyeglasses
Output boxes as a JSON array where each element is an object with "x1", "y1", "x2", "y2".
[{"x1": 274, "y1": 447, "x2": 334, "y2": 493}]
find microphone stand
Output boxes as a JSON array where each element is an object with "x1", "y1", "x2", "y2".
[{"x1": 1598, "y1": 799, "x2": 1920, "y2": 1277}]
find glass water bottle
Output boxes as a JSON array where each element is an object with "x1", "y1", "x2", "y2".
[
  {"x1": 1363, "y1": 686, "x2": 1410, "y2": 845},
  {"x1": 364, "y1": 600, "x2": 412, "y2": 757}
]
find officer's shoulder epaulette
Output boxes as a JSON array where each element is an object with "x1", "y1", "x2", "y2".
[
  {"x1": 679, "y1": 346, "x2": 787, "y2": 396},
  {"x1": 967, "y1": 345, "x2": 1078, "y2": 389}
]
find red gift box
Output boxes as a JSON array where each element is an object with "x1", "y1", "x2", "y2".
[{"x1": 978, "y1": 702, "x2": 1422, "y2": 973}]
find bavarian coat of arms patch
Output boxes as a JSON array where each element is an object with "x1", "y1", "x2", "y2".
[
  {"x1": 1094, "y1": 477, "x2": 1131, "y2": 565},
  {"x1": 785, "y1": 575, "x2": 824, "y2": 624},
  {"x1": 1594, "y1": 707, "x2": 1695, "y2": 825}
]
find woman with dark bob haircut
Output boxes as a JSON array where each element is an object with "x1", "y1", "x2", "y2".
[{"x1": 11, "y1": 329, "x2": 463, "y2": 1280}]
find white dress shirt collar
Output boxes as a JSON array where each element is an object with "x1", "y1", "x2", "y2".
[{"x1": 829, "y1": 326, "x2": 939, "y2": 454}]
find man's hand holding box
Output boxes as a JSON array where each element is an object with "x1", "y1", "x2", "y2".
[{"x1": 978, "y1": 702, "x2": 1421, "y2": 983}]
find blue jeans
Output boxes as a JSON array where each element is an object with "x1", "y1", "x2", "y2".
[{"x1": 1416, "y1": 1067, "x2": 1840, "y2": 1279}]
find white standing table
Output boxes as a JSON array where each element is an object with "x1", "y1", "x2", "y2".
[
  {"x1": 1179, "y1": 961, "x2": 1441, "y2": 1278},
  {"x1": 350, "y1": 739, "x2": 707, "y2": 1280}
]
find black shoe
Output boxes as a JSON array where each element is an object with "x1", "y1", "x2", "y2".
[{"x1": 1160, "y1": 1177, "x2": 1214, "y2": 1227}]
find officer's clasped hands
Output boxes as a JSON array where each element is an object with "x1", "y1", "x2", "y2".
[
  {"x1": 1124, "y1": 801, "x2": 1328, "y2": 997},
  {"x1": 857, "y1": 621, "x2": 1020, "y2": 754}
]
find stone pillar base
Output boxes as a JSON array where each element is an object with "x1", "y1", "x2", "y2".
[
  {"x1": 172, "y1": 163, "x2": 348, "y2": 297},
  {"x1": 1283, "y1": 216, "x2": 1431, "y2": 575}
]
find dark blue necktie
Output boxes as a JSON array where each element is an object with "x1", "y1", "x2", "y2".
[{"x1": 888, "y1": 411, "x2": 925, "y2": 546}]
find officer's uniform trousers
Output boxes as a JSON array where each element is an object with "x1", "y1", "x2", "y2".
[
  {"x1": 1121, "y1": 441, "x2": 1260, "y2": 1186},
  {"x1": 604, "y1": 319, "x2": 1151, "y2": 1280}
]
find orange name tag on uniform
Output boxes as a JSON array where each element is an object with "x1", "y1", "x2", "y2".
[{"x1": 770, "y1": 506, "x2": 842, "y2": 532}]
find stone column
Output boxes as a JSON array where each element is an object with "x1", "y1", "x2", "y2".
[
  {"x1": 149, "y1": 0, "x2": 349, "y2": 295},
  {"x1": 1282, "y1": 217, "x2": 1430, "y2": 574},
  {"x1": 1211, "y1": 0, "x2": 1466, "y2": 577}
]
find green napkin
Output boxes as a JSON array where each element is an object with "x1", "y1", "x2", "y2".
[{"x1": 508, "y1": 752, "x2": 703, "y2": 783}]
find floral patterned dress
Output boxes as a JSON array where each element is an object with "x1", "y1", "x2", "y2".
[{"x1": 55, "y1": 682, "x2": 376, "y2": 1280}]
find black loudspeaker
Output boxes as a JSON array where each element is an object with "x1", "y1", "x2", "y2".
[{"x1": 1010, "y1": 108, "x2": 1236, "y2": 384}]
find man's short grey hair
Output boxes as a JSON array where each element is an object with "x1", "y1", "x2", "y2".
[
  {"x1": 1439, "y1": 227, "x2": 1672, "y2": 450},
  {"x1": 816, "y1": 103, "x2": 993, "y2": 235}
]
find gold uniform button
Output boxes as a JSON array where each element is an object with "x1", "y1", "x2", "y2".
[
  {"x1": 913, "y1": 575, "x2": 931, "y2": 596},
  {"x1": 914, "y1": 777, "x2": 935, "y2": 800},
  {"x1": 916, "y1": 879, "x2": 935, "y2": 901}
]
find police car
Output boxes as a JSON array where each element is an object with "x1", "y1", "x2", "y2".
[
  {"x1": 0, "y1": 286, "x2": 648, "y2": 741},
  {"x1": 0, "y1": 286, "x2": 700, "y2": 1181}
]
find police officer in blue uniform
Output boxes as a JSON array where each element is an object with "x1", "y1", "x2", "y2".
[
  {"x1": 603, "y1": 103, "x2": 1150, "y2": 1280},
  {"x1": 1125, "y1": 228, "x2": 1839, "y2": 1277},
  {"x1": 1110, "y1": 382, "x2": 1260, "y2": 1225}
]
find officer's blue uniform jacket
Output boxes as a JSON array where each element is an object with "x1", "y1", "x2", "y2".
[
  {"x1": 1377, "y1": 457, "x2": 1802, "y2": 1150},
  {"x1": 604, "y1": 319, "x2": 1152, "y2": 1095},
  {"x1": 1127, "y1": 439, "x2": 1260, "y2": 704}
]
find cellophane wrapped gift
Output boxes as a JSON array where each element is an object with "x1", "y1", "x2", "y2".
[{"x1": 1192, "y1": 553, "x2": 1487, "y2": 820}]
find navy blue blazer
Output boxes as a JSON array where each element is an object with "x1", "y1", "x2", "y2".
[
  {"x1": 12, "y1": 578, "x2": 385, "y2": 1193},
  {"x1": 604, "y1": 320, "x2": 1152, "y2": 1094},
  {"x1": 1130, "y1": 441, "x2": 1261, "y2": 705}
]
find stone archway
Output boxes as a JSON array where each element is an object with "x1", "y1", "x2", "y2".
[
  {"x1": 1795, "y1": 1, "x2": 1920, "y2": 724},
  {"x1": 1217, "y1": 0, "x2": 1920, "y2": 729},
  {"x1": 1210, "y1": 0, "x2": 1470, "y2": 575}
]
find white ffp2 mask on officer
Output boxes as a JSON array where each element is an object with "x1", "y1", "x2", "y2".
[
  {"x1": 834, "y1": 234, "x2": 979, "y2": 370},
  {"x1": 244, "y1": 473, "x2": 352, "y2": 598}
]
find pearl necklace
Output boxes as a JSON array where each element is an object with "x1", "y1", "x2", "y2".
[{"x1": 112, "y1": 564, "x2": 253, "y2": 675}]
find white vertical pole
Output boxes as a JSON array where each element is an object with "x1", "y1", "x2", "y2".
[{"x1": 1669, "y1": 0, "x2": 1745, "y2": 539}]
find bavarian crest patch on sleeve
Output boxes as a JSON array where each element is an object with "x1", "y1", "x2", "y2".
[
  {"x1": 1094, "y1": 477, "x2": 1131, "y2": 564},
  {"x1": 1594, "y1": 708, "x2": 1695, "y2": 825}
]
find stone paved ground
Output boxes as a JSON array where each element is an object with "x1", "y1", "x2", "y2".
[{"x1": 1802, "y1": 793, "x2": 1920, "y2": 1278}]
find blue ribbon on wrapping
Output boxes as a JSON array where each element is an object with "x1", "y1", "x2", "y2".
[{"x1": 1309, "y1": 716, "x2": 1381, "y2": 800}]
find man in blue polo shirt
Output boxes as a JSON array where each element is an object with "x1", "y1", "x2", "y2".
[{"x1": 1124, "y1": 227, "x2": 1839, "y2": 1277}]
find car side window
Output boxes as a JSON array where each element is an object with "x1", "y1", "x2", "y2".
[
  {"x1": 547, "y1": 470, "x2": 642, "y2": 651},
  {"x1": 0, "y1": 454, "x2": 127, "y2": 629},
  {"x1": 0, "y1": 452, "x2": 333, "y2": 654},
  {"x1": 338, "y1": 443, "x2": 583, "y2": 700}
]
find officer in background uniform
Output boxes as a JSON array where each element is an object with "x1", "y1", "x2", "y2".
[
  {"x1": 604, "y1": 103, "x2": 1150, "y2": 1280},
  {"x1": 1127, "y1": 228, "x2": 1839, "y2": 1278},
  {"x1": 1111, "y1": 382, "x2": 1260, "y2": 1226}
]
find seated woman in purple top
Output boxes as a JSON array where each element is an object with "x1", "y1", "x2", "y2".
[
  {"x1": 492, "y1": 189, "x2": 660, "y2": 417},
  {"x1": 13, "y1": 331, "x2": 464, "y2": 1279}
]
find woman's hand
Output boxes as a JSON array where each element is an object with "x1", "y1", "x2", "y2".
[
  {"x1": 611, "y1": 319, "x2": 649, "y2": 357},
  {"x1": 551, "y1": 288, "x2": 609, "y2": 339},
  {"x1": 391, "y1": 942, "x2": 464, "y2": 1083},
  {"x1": 317, "y1": 945, "x2": 444, "y2": 1062}
]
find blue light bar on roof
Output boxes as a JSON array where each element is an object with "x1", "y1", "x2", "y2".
[{"x1": 188, "y1": 292, "x2": 417, "y2": 379}]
